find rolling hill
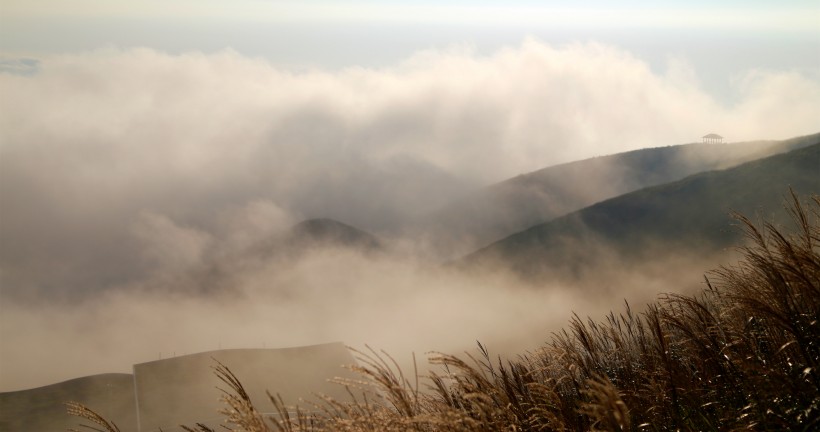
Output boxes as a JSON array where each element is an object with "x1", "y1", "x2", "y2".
[
  {"x1": 177, "y1": 218, "x2": 383, "y2": 293},
  {"x1": 283, "y1": 218, "x2": 382, "y2": 253},
  {"x1": 0, "y1": 373, "x2": 138, "y2": 432},
  {"x1": 462, "y1": 140, "x2": 820, "y2": 288},
  {"x1": 0, "y1": 343, "x2": 359, "y2": 432},
  {"x1": 413, "y1": 132, "x2": 820, "y2": 258}
]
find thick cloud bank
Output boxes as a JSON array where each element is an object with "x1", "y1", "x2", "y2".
[
  {"x1": 1, "y1": 40, "x2": 818, "y2": 390},
  {"x1": 2, "y1": 246, "x2": 707, "y2": 392},
  {"x1": 2, "y1": 40, "x2": 819, "y2": 297}
]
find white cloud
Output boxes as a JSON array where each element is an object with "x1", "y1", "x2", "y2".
[
  {"x1": 131, "y1": 211, "x2": 212, "y2": 271},
  {"x1": 0, "y1": 40, "x2": 818, "y2": 390},
  {"x1": 1, "y1": 245, "x2": 671, "y2": 391},
  {"x1": 1, "y1": 40, "x2": 818, "y2": 297}
]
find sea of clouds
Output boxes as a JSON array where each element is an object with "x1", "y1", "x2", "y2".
[{"x1": 1, "y1": 39, "x2": 818, "y2": 390}]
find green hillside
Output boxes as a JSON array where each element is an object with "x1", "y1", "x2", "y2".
[
  {"x1": 415, "y1": 133, "x2": 820, "y2": 258},
  {"x1": 464, "y1": 141, "x2": 820, "y2": 281}
]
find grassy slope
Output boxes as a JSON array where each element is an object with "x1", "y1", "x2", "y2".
[
  {"x1": 414, "y1": 133, "x2": 820, "y2": 257},
  {"x1": 0, "y1": 373, "x2": 137, "y2": 432},
  {"x1": 169, "y1": 194, "x2": 820, "y2": 431},
  {"x1": 465, "y1": 141, "x2": 820, "y2": 279}
]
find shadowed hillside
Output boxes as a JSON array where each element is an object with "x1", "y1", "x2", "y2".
[
  {"x1": 160, "y1": 218, "x2": 383, "y2": 294},
  {"x1": 415, "y1": 133, "x2": 820, "y2": 258},
  {"x1": 239, "y1": 218, "x2": 383, "y2": 263},
  {"x1": 464, "y1": 141, "x2": 820, "y2": 285},
  {"x1": 2, "y1": 344, "x2": 359, "y2": 432},
  {"x1": 132, "y1": 344, "x2": 358, "y2": 432},
  {"x1": 0, "y1": 374, "x2": 137, "y2": 432},
  {"x1": 284, "y1": 218, "x2": 382, "y2": 253}
]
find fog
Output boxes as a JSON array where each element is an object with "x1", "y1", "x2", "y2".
[
  {"x1": 1, "y1": 243, "x2": 718, "y2": 392},
  {"x1": 1, "y1": 39, "x2": 819, "y2": 391}
]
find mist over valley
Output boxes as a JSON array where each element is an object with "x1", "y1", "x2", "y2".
[{"x1": 1, "y1": 2, "x2": 819, "y2": 429}]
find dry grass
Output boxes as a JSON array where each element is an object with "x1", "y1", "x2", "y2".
[
  {"x1": 70, "y1": 191, "x2": 820, "y2": 431},
  {"x1": 65, "y1": 401, "x2": 122, "y2": 432}
]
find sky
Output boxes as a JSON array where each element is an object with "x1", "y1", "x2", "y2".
[
  {"x1": 0, "y1": 0, "x2": 819, "y2": 391},
  {"x1": 2, "y1": 1, "x2": 819, "y2": 79}
]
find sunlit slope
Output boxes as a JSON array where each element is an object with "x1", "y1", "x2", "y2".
[
  {"x1": 464, "y1": 141, "x2": 820, "y2": 281},
  {"x1": 418, "y1": 132, "x2": 819, "y2": 257}
]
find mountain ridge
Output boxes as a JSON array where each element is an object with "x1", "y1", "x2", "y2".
[
  {"x1": 461, "y1": 140, "x2": 820, "y2": 285},
  {"x1": 412, "y1": 132, "x2": 820, "y2": 258},
  {"x1": 285, "y1": 218, "x2": 382, "y2": 252}
]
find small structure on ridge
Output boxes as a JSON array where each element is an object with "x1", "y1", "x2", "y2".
[{"x1": 702, "y1": 133, "x2": 724, "y2": 144}]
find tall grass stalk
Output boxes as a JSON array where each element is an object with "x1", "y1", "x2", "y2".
[{"x1": 71, "y1": 192, "x2": 820, "y2": 431}]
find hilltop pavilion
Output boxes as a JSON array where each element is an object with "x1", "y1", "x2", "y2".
[{"x1": 702, "y1": 133, "x2": 724, "y2": 144}]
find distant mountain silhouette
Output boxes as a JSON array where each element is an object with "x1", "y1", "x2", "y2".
[
  {"x1": 462, "y1": 140, "x2": 820, "y2": 286},
  {"x1": 158, "y1": 218, "x2": 382, "y2": 294},
  {"x1": 284, "y1": 218, "x2": 382, "y2": 252},
  {"x1": 415, "y1": 132, "x2": 820, "y2": 258}
]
